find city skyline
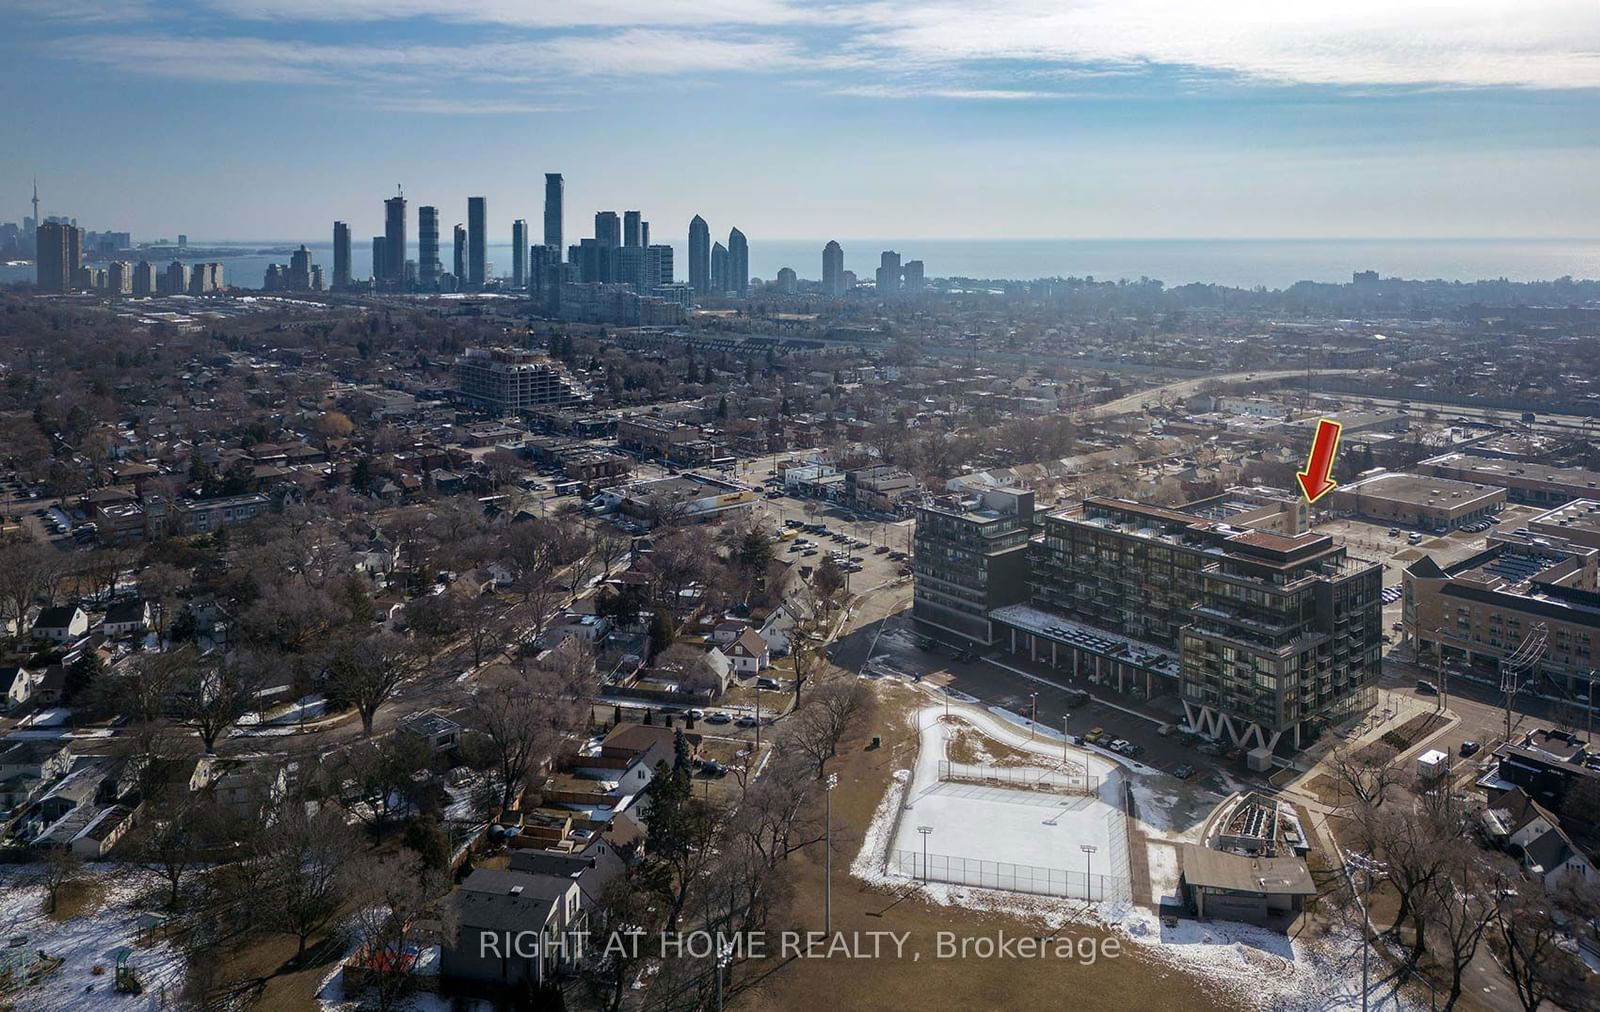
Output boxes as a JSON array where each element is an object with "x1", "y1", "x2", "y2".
[{"x1": 3, "y1": 3, "x2": 1598, "y2": 241}]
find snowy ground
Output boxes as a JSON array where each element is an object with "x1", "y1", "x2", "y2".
[
  {"x1": 0, "y1": 869, "x2": 186, "y2": 1011},
  {"x1": 850, "y1": 692, "x2": 1423, "y2": 1011},
  {"x1": 891, "y1": 706, "x2": 1122, "y2": 892},
  {"x1": 1146, "y1": 842, "x2": 1182, "y2": 905}
]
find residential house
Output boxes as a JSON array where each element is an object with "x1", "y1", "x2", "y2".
[
  {"x1": 31, "y1": 606, "x2": 88, "y2": 643},
  {"x1": 724, "y1": 628, "x2": 770, "y2": 675},
  {"x1": 440, "y1": 867, "x2": 587, "y2": 990},
  {"x1": 397, "y1": 711, "x2": 461, "y2": 753},
  {"x1": 103, "y1": 599, "x2": 152, "y2": 639},
  {"x1": 3, "y1": 665, "x2": 37, "y2": 708},
  {"x1": 69, "y1": 804, "x2": 136, "y2": 859}
]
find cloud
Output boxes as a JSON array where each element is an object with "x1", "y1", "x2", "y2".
[
  {"x1": 831, "y1": 85, "x2": 1059, "y2": 100},
  {"x1": 195, "y1": 0, "x2": 815, "y2": 28},
  {"x1": 55, "y1": 28, "x2": 811, "y2": 86},
  {"x1": 845, "y1": 0, "x2": 1600, "y2": 90}
]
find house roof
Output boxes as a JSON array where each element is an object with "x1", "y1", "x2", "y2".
[
  {"x1": 105, "y1": 599, "x2": 149, "y2": 625},
  {"x1": 1485, "y1": 786, "x2": 1558, "y2": 837},
  {"x1": 1179, "y1": 844, "x2": 1316, "y2": 896},
  {"x1": 728, "y1": 628, "x2": 768, "y2": 657},
  {"x1": 455, "y1": 868, "x2": 574, "y2": 930},
  {"x1": 34, "y1": 606, "x2": 82, "y2": 630},
  {"x1": 601, "y1": 723, "x2": 700, "y2": 756},
  {"x1": 1523, "y1": 826, "x2": 1584, "y2": 875}
]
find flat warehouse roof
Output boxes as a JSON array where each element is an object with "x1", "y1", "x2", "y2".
[{"x1": 1341, "y1": 471, "x2": 1503, "y2": 507}]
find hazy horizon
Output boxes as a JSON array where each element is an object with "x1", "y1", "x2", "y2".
[{"x1": 3, "y1": 2, "x2": 1598, "y2": 243}]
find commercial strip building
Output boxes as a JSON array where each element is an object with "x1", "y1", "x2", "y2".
[
  {"x1": 1328, "y1": 470, "x2": 1505, "y2": 530},
  {"x1": 454, "y1": 347, "x2": 589, "y2": 414},
  {"x1": 598, "y1": 473, "x2": 754, "y2": 527},
  {"x1": 916, "y1": 494, "x2": 1384, "y2": 752},
  {"x1": 1403, "y1": 528, "x2": 1600, "y2": 706},
  {"x1": 1419, "y1": 452, "x2": 1600, "y2": 508},
  {"x1": 1526, "y1": 500, "x2": 1600, "y2": 552}
]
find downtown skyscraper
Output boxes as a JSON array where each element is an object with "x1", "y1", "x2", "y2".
[
  {"x1": 594, "y1": 211, "x2": 621, "y2": 250},
  {"x1": 453, "y1": 223, "x2": 466, "y2": 284},
  {"x1": 823, "y1": 240, "x2": 844, "y2": 296},
  {"x1": 467, "y1": 196, "x2": 487, "y2": 288},
  {"x1": 418, "y1": 206, "x2": 441, "y2": 289},
  {"x1": 623, "y1": 211, "x2": 642, "y2": 247},
  {"x1": 383, "y1": 189, "x2": 407, "y2": 288},
  {"x1": 34, "y1": 221, "x2": 82, "y2": 293},
  {"x1": 543, "y1": 173, "x2": 563, "y2": 250},
  {"x1": 511, "y1": 219, "x2": 527, "y2": 290},
  {"x1": 688, "y1": 215, "x2": 710, "y2": 294},
  {"x1": 332, "y1": 221, "x2": 351, "y2": 290},
  {"x1": 727, "y1": 227, "x2": 749, "y2": 296}
]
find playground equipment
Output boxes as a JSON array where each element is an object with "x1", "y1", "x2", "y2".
[{"x1": 113, "y1": 947, "x2": 142, "y2": 995}]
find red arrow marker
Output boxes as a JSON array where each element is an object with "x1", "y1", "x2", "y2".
[{"x1": 1296, "y1": 418, "x2": 1342, "y2": 503}]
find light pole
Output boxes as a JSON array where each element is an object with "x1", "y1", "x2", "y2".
[
  {"x1": 1081, "y1": 844, "x2": 1098, "y2": 902},
  {"x1": 755, "y1": 683, "x2": 762, "y2": 749},
  {"x1": 1029, "y1": 692, "x2": 1038, "y2": 739},
  {"x1": 944, "y1": 686, "x2": 950, "y2": 720},
  {"x1": 1347, "y1": 851, "x2": 1388, "y2": 1012},
  {"x1": 825, "y1": 773, "x2": 838, "y2": 936},
  {"x1": 917, "y1": 825, "x2": 933, "y2": 882}
]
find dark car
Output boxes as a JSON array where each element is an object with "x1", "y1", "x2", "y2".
[
  {"x1": 1173, "y1": 764, "x2": 1196, "y2": 780},
  {"x1": 1460, "y1": 740, "x2": 1481, "y2": 757},
  {"x1": 1416, "y1": 679, "x2": 1439, "y2": 695}
]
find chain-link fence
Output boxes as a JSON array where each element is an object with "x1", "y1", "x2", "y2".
[
  {"x1": 887, "y1": 848, "x2": 1128, "y2": 903},
  {"x1": 936, "y1": 759, "x2": 1099, "y2": 795}
]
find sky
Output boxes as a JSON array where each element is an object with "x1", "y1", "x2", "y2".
[{"x1": 1, "y1": 0, "x2": 1598, "y2": 243}]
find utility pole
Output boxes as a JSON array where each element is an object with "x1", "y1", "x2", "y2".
[
  {"x1": 917, "y1": 825, "x2": 933, "y2": 882},
  {"x1": 1347, "y1": 851, "x2": 1388, "y2": 1012},
  {"x1": 1029, "y1": 691, "x2": 1038, "y2": 739},
  {"x1": 1081, "y1": 844, "x2": 1098, "y2": 902}
]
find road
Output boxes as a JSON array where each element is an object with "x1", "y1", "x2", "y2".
[{"x1": 1087, "y1": 368, "x2": 1363, "y2": 419}]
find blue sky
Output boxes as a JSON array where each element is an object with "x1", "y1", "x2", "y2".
[{"x1": 2, "y1": 0, "x2": 1597, "y2": 242}]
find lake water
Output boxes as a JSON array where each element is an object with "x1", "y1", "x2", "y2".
[{"x1": 8, "y1": 237, "x2": 1599, "y2": 291}]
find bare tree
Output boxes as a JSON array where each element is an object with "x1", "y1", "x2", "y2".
[
  {"x1": 133, "y1": 792, "x2": 222, "y2": 909},
  {"x1": 173, "y1": 649, "x2": 269, "y2": 753},
  {"x1": 318, "y1": 734, "x2": 433, "y2": 843},
  {"x1": 1352, "y1": 800, "x2": 1464, "y2": 962},
  {"x1": 325, "y1": 631, "x2": 422, "y2": 736},
  {"x1": 1326, "y1": 743, "x2": 1402, "y2": 809},
  {"x1": 458, "y1": 592, "x2": 512, "y2": 669},
  {"x1": 461, "y1": 666, "x2": 587, "y2": 814},
  {"x1": 345, "y1": 853, "x2": 456, "y2": 1012},
  {"x1": 0, "y1": 537, "x2": 59, "y2": 645},
  {"x1": 1493, "y1": 886, "x2": 1596, "y2": 1012},
  {"x1": 40, "y1": 847, "x2": 81, "y2": 914},
  {"x1": 784, "y1": 679, "x2": 874, "y2": 779},
  {"x1": 139, "y1": 561, "x2": 187, "y2": 643},
  {"x1": 1425, "y1": 850, "x2": 1506, "y2": 1010},
  {"x1": 263, "y1": 804, "x2": 360, "y2": 959}
]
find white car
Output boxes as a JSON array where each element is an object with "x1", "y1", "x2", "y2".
[{"x1": 686, "y1": 708, "x2": 706, "y2": 719}]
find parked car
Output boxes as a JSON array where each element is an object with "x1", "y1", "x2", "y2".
[
  {"x1": 757, "y1": 677, "x2": 781, "y2": 690},
  {"x1": 1173, "y1": 764, "x2": 1196, "y2": 780},
  {"x1": 706, "y1": 712, "x2": 733, "y2": 724},
  {"x1": 1085, "y1": 727, "x2": 1106, "y2": 743},
  {"x1": 1460, "y1": 740, "x2": 1481, "y2": 757},
  {"x1": 736, "y1": 715, "x2": 758, "y2": 728},
  {"x1": 1416, "y1": 679, "x2": 1438, "y2": 695},
  {"x1": 701, "y1": 759, "x2": 727, "y2": 777},
  {"x1": 686, "y1": 708, "x2": 706, "y2": 719}
]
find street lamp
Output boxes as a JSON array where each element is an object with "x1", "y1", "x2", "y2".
[
  {"x1": 1029, "y1": 692, "x2": 1038, "y2": 739},
  {"x1": 825, "y1": 773, "x2": 838, "y2": 936},
  {"x1": 1081, "y1": 844, "x2": 1098, "y2": 902},
  {"x1": 917, "y1": 825, "x2": 934, "y2": 882}
]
